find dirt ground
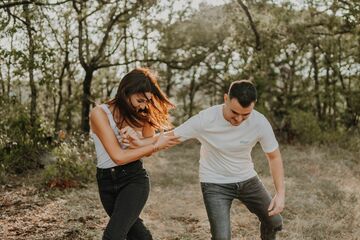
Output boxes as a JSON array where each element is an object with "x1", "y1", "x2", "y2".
[{"x1": 1, "y1": 142, "x2": 360, "y2": 239}]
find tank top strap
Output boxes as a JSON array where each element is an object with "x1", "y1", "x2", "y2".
[
  {"x1": 100, "y1": 104, "x2": 125, "y2": 145},
  {"x1": 100, "y1": 104, "x2": 117, "y2": 128}
]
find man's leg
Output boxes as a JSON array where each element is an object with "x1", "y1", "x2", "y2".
[
  {"x1": 238, "y1": 176, "x2": 283, "y2": 240},
  {"x1": 201, "y1": 182, "x2": 236, "y2": 240}
]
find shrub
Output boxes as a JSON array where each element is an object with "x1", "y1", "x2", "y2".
[
  {"x1": 288, "y1": 109, "x2": 323, "y2": 144},
  {"x1": 0, "y1": 163, "x2": 5, "y2": 184},
  {"x1": 0, "y1": 99, "x2": 55, "y2": 177},
  {"x1": 42, "y1": 133, "x2": 96, "y2": 189}
]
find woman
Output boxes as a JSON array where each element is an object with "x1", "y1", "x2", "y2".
[{"x1": 90, "y1": 68, "x2": 179, "y2": 240}]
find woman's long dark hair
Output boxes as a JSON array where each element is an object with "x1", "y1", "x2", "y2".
[{"x1": 108, "y1": 68, "x2": 174, "y2": 130}]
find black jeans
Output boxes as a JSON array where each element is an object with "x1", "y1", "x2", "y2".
[
  {"x1": 201, "y1": 176, "x2": 283, "y2": 240},
  {"x1": 96, "y1": 160, "x2": 153, "y2": 240}
]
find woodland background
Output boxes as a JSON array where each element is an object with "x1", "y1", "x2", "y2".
[{"x1": 0, "y1": 0, "x2": 359, "y2": 239}]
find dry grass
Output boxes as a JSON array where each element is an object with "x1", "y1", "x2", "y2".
[{"x1": 1, "y1": 141, "x2": 360, "y2": 239}]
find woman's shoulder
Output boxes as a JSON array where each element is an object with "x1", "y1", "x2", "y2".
[{"x1": 90, "y1": 104, "x2": 107, "y2": 120}]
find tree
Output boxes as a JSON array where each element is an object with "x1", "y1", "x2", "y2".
[{"x1": 71, "y1": 0, "x2": 155, "y2": 132}]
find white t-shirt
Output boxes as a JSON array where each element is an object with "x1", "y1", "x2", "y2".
[{"x1": 174, "y1": 104, "x2": 278, "y2": 183}]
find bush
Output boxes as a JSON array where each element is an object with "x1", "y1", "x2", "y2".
[
  {"x1": 288, "y1": 109, "x2": 323, "y2": 144},
  {"x1": 0, "y1": 99, "x2": 55, "y2": 177},
  {"x1": 0, "y1": 163, "x2": 5, "y2": 184},
  {"x1": 287, "y1": 108, "x2": 360, "y2": 153},
  {"x1": 42, "y1": 133, "x2": 96, "y2": 189}
]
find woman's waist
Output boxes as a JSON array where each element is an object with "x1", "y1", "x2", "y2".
[{"x1": 96, "y1": 160, "x2": 144, "y2": 177}]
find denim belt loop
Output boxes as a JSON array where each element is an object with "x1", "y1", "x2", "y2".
[
  {"x1": 235, "y1": 182, "x2": 241, "y2": 191},
  {"x1": 111, "y1": 167, "x2": 116, "y2": 179}
]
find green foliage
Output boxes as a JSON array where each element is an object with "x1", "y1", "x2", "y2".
[
  {"x1": 333, "y1": 130, "x2": 360, "y2": 155},
  {"x1": 288, "y1": 109, "x2": 322, "y2": 144},
  {"x1": 0, "y1": 99, "x2": 55, "y2": 176},
  {"x1": 0, "y1": 163, "x2": 5, "y2": 184},
  {"x1": 42, "y1": 134, "x2": 96, "y2": 189},
  {"x1": 0, "y1": 98, "x2": 96, "y2": 188},
  {"x1": 287, "y1": 108, "x2": 360, "y2": 149}
]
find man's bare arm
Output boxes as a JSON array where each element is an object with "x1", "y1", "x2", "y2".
[{"x1": 265, "y1": 148, "x2": 285, "y2": 216}]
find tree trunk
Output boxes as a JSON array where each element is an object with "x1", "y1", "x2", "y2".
[
  {"x1": 311, "y1": 44, "x2": 322, "y2": 121},
  {"x1": 165, "y1": 66, "x2": 172, "y2": 97},
  {"x1": 5, "y1": 26, "x2": 15, "y2": 99},
  {"x1": 6, "y1": 58, "x2": 11, "y2": 99},
  {"x1": 188, "y1": 71, "x2": 198, "y2": 118},
  {"x1": 81, "y1": 69, "x2": 94, "y2": 132},
  {"x1": 123, "y1": 26, "x2": 129, "y2": 72},
  {"x1": 55, "y1": 50, "x2": 69, "y2": 131},
  {"x1": 336, "y1": 38, "x2": 356, "y2": 128},
  {"x1": 24, "y1": 4, "x2": 37, "y2": 127},
  {"x1": 323, "y1": 63, "x2": 330, "y2": 122},
  {"x1": 324, "y1": 52, "x2": 337, "y2": 128},
  {"x1": 66, "y1": 77, "x2": 73, "y2": 132},
  {"x1": 0, "y1": 68, "x2": 5, "y2": 97}
]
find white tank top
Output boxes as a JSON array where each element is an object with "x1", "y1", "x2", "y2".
[{"x1": 91, "y1": 104, "x2": 125, "y2": 169}]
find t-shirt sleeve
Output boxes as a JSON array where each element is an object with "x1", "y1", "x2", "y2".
[
  {"x1": 259, "y1": 117, "x2": 279, "y2": 153},
  {"x1": 173, "y1": 113, "x2": 202, "y2": 142}
]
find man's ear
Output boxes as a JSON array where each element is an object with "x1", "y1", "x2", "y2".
[{"x1": 224, "y1": 94, "x2": 228, "y2": 103}]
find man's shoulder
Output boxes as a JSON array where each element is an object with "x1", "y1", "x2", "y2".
[
  {"x1": 200, "y1": 104, "x2": 221, "y2": 115},
  {"x1": 251, "y1": 109, "x2": 265, "y2": 120},
  {"x1": 198, "y1": 105, "x2": 221, "y2": 120},
  {"x1": 251, "y1": 110, "x2": 271, "y2": 126}
]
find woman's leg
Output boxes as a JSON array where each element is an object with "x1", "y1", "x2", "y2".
[
  {"x1": 103, "y1": 178, "x2": 150, "y2": 240},
  {"x1": 127, "y1": 218, "x2": 153, "y2": 240},
  {"x1": 97, "y1": 173, "x2": 117, "y2": 217}
]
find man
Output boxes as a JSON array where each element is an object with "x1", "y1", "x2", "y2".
[{"x1": 172, "y1": 80, "x2": 284, "y2": 240}]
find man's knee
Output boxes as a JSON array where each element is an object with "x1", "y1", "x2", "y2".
[
  {"x1": 103, "y1": 231, "x2": 126, "y2": 240},
  {"x1": 211, "y1": 226, "x2": 231, "y2": 240},
  {"x1": 212, "y1": 235, "x2": 230, "y2": 240},
  {"x1": 269, "y1": 214, "x2": 283, "y2": 231}
]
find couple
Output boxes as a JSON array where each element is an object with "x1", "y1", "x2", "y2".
[{"x1": 90, "y1": 68, "x2": 285, "y2": 240}]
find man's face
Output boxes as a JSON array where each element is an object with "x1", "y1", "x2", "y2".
[{"x1": 223, "y1": 94, "x2": 254, "y2": 126}]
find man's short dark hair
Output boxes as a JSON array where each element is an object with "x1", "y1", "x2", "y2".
[{"x1": 228, "y1": 80, "x2": 257, "y2": 107}]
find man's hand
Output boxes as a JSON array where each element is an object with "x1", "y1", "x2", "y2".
[
  {"x1": 268, "y1": 193, "x2": 285, "y2": 216},
  {"x1": 153, "y1": 130, "x2": 180, "y2": 151},
  {"x1": 265, "y1": 148, "x2": 285, "y2": 216}
]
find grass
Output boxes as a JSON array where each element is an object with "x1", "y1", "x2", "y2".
[{"x1": 1, "y1": 141, "x2": 360, "y2": 239}]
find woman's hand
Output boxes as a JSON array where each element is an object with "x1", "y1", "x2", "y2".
[{"x1": 120, "y1": 126, "x2": 143, "y2": 148}]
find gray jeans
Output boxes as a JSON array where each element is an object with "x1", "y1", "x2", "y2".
[{"x1": 201, "y1": 176, "x2": 283, "y2": 240}]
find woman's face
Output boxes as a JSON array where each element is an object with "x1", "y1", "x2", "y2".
[{"x1": 129, "y1": 92, "x2": 152, "y2": 116}]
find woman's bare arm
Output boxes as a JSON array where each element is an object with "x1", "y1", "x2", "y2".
[{"x1": 90, "y1": 106, "x2": 178, "y2": 165}]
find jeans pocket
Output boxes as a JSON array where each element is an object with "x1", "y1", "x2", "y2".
[
  {"x1": 130, "y1": 167, "x2": 148, "y2": 178},
  {"x1": 200, "y1": 182, "x2": 209, "y2": 194},
  {"x1": 244, "y1": 176, "x2": 262, "y2": 189},
  {"x1": 201, "y1": 182, "x2": 225, "y2": 196}
]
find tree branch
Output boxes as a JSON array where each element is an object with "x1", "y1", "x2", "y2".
[
  {"x1": 92, "y1": 2, "x2": 141, "y2": 64},
  {"x1": 72, "y1": 0, "x2": 87, "y2": 69},
  {"x1": 236, "y1": 0, "x2": 261, "y2": 51},
  {"x1": 6, "y1": 8, "x2": 36, "y2": 32},
  {"x1": 0, "y1": 0, "x2": 71, "y2": 9}
]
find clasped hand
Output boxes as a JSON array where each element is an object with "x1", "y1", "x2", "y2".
[
  {"x1": 119, "y1": 126, "x2": 180, "y2": 150},
  {"x1": 119, "y1": 126, "x2": 142, "y2": 148}
]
